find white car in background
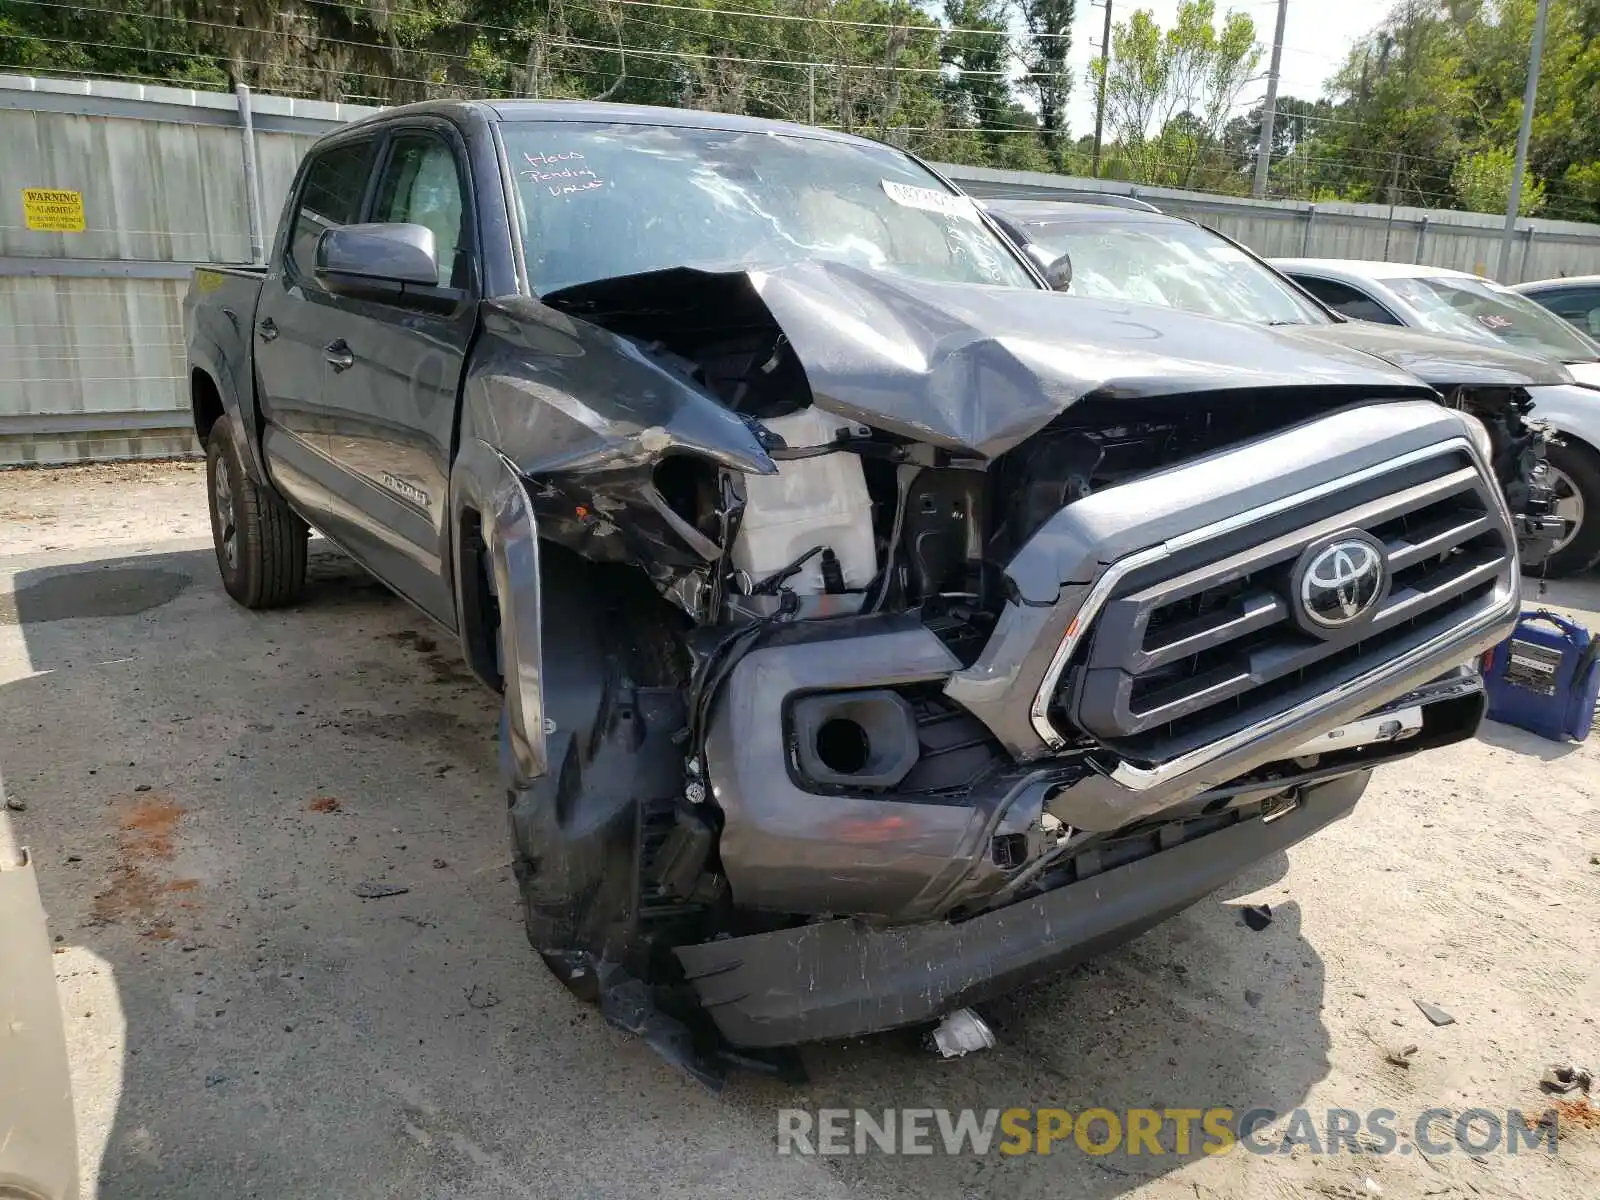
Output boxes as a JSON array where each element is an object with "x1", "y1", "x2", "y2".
[{"x1": 1272, "y1": 258, "x2": 1600, "y2": 574}]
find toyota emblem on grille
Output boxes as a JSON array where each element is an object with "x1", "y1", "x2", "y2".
[{"x1": 1295, "y1": 535, "x2": 1387, "y2": 631}]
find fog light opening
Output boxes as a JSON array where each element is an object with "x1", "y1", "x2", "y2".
[{"x1": 815, "y1": 717, "x2": 871, "y2": 775}]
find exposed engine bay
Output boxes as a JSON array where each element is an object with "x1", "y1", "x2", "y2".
[
  {"x1": 534, "y1": 267, "x2": 1454, "y2": 634},
  {"x1": 1441, "y1": 384, "x2": 1563, "y2": 562}
]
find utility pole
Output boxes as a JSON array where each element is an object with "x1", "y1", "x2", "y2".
[
  {"x1": 1499, "y1": 0, "x2": 1550, "y2": 281},
  {"x1": 807, "y1": 62, "x2": 816, "y2": 126},
  {"x1": 1091, "y1": 0, "x2": 1113, "y2": 178},
  {"x1": 1252, "y1": 0, "x2": 1288, "y2": 198}
]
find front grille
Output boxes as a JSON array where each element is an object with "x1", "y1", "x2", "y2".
[{"x1": 1056, "y1": 448, "x2": 1513, "y2": 761}]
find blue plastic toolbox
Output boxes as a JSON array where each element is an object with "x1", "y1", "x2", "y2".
[{"x1": 1484, "y1": 610, "x2": 1600, "y2": 742}]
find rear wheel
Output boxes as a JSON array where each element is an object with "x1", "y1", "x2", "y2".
[
  {"x1": 206, "y1": 423, "x2": 308, "y2": 608},
  {"x1": 1542, "y1": 439, "x2": 1600, "y2": 577}
]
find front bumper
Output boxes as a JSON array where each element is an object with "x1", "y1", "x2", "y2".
[
  {"x1": 677, "y1": 770, "x2": 1366, "y2": 1048},
  {"x1": 707, "y1": 415, "x2": 1512, "y2": 924}
]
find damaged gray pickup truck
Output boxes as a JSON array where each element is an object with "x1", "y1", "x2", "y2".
[{"x1": 186, "y1": 100, "x2": 1520, "y2": 1080}]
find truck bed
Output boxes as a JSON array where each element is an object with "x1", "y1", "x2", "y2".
[{"x1": 184, "y1": 265, "x2": 268, "y2": 438}]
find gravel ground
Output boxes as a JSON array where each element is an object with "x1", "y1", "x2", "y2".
[{"x1": 2, "y1": 461, "x2": 1598, "y2": 1200}]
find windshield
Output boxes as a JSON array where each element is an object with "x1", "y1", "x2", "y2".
[
  {"x1": 502, "y1": 123, "x2": 1037, "y2": 295},
  {"x1": 1388, "y1": 275, "x2": 1600, "y2": 363},
  {"x1": 1014, "y1": 216, "x2": 1330, "y2": 326}
]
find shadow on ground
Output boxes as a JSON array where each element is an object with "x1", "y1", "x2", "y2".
[{"x1": 1, "y1": 543, "x2": 1334, "y2": 1200}]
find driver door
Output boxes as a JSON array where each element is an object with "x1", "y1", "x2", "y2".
[
  {"x1": 253, "y1": 135, "x2": 377, "y2": 522},
  {"x1": 316, "y1": 122, "x2": 477, "y2": 626}
]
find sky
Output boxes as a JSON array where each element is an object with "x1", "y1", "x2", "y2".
[{"x1": 1060, "y1": 0, "x2": 1398, "y2": 135}]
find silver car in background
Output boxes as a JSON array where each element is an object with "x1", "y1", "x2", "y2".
[{"x1": 1273, "y1": 258, "x2": 1600, "y2": 574}]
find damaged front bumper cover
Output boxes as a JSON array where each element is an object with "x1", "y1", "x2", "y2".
[{"x1": 676, "y1": 771, "x2": 1366, "y2": 1048}]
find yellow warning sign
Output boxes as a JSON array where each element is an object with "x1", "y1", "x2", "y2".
[{"x1": 22, "y1": 188, "x2": 85, "y2": 233}]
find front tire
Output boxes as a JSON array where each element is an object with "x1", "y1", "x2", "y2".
[
  {"x1": 206, "y1": 423, "x2": 308, "y2": 608},
  {"x1": 1542, "y1": 439, "x2": 1600, "y2": 577}
]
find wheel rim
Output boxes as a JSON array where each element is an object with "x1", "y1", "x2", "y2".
[
  {"x1": 1548, "y1": 464, "x2": 1585, "y2": 556},
  {"x1": 213, "y1": 452, "x2": 237, "y2": 570}
]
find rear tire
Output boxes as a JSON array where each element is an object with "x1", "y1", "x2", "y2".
[
  {"x1": 206, "y1": 423, "x2": 308, "y2": 608},
  {"x1": 1542, "y1": 438, "x2": 1600, "y2": 577}
]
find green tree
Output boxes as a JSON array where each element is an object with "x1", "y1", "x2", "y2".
[
  {"x1": 937, "y1": 0, "x2": 1019, "y2": 167},
  {"x1": 1451, "y1": 145, "x2": 1545, "y2": 215},
  {"x1": 1280, "y1": 0, "x2": 1600, "y2": 220},
  {"x1": 1018, "y1": 0, "x2": 1076, "y2": 169},
  {"x1": 1087, "y1": 1, "x2": 1261, "y2": 188}
]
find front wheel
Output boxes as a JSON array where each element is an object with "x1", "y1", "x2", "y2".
[
  {"x1": 1542, "y1": 439, "x2": 1600, "y2": 578},
  {"x1": 206, "y1": 423, "x2": 308, "y2": 608}
]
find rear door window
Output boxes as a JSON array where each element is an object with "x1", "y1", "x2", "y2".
[
  {"x1": 1291, "y1": 276, "x2": 1403, "y2": 324},
  {"x1": 286, "y1": 140, "x2": 376, "y2": 278}
]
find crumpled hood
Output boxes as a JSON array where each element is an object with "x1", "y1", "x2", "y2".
[
  {"x1": 1283, "y1": 321, "x2": 1573, "y2": 389},
  {"x1": 747, "y1": 261, "x2": 1434, "y2": 457}
]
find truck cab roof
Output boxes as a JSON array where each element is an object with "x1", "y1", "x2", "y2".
[{"x1": 343, "y1": 97, "x2": 878, "y2": 148}]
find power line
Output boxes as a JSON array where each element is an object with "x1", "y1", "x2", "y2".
[
  {"x1": 14, "y1": 4, "x2": 1018, "y2": 85},
  {"x1": 612, "y1": 0, "x2": 1063, "y2": 39},
  {"x1": 20, "y1": 0, "x2": 768, "y2": 75},
  {"x1": 553, "y1": 36, "x2": 1017, "y2": 76},
  {"x1": 0, "y1": 22, "x2": 817, "y2": 118},
  {"x1": 295, "y1": 0, "x2": 1040, "y2": 48},
  {"x1": 298, "y1": 0, "x2": 817, "y2": 63},
  {"x1": 5, "y1": 33, "x2": 500, "y2": 93}
]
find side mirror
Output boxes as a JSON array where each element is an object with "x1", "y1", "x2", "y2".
[
  {"x1": 1042, "y1": 252, "x2": 1073, "y2": 292},
  {"x1": 316, "y1": 222, "x2": 442, "y2": 303}
]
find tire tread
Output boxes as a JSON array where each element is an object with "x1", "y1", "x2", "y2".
[{"x1": 208, "y1": 424, "x2": 308, "y2": 609}]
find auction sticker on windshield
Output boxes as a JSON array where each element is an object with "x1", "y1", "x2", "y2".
[{"x1": 882, "y1": 180, "x2": 978, "y2": 221}]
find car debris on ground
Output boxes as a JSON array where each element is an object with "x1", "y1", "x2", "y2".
[
  {"x1": 1542, "y1": 1063, "x2": 1594, "y2": 1094},
  {"x1": 351, "y1": 882, "x2": 409, "y2": 899},
  {"x1": 1414, "y1": 1000, "x2": 1456, "y2": 1027},
  {"x1": 1241, "y1": 903, "x2": 1274, "y2": 931}
]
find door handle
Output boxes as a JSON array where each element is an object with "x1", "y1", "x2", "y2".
[
  {"x1": 256, "y1": 317, "x2": 279, "y2": 342},
  {"x1": 324, "y1": 340, "x2": 355, "y2": 372}
]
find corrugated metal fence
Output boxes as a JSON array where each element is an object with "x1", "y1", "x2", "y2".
[
  {"x1": 0, "y1": 75, "x2": 376, "y2": 465},
  {"x1": 6, "y1": 72, "x2": 1600, "y2": 465}
]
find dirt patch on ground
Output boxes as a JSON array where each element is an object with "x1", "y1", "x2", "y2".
[
  {"x1": 0, "y1": 459, "x2": 210, "y2": 555},
  {"x1": 1554, "y1": 1099, "x2": 1600, "y2": 1133},
  {"x1": 0, "y1": 459, "x2": 202, "y2": 487},
  {"x1": 0, "y1": 500, "x2": 58, "y2": 522},
  {"x1": 388, "y1": 627, "x2": 476, "y2": 686},
  {"x1": 307, "y1": 796, "x2": 341, "y2": 813},
  {"x1": 89, "y1": 795, "x2": 198, "y2": 939}
]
